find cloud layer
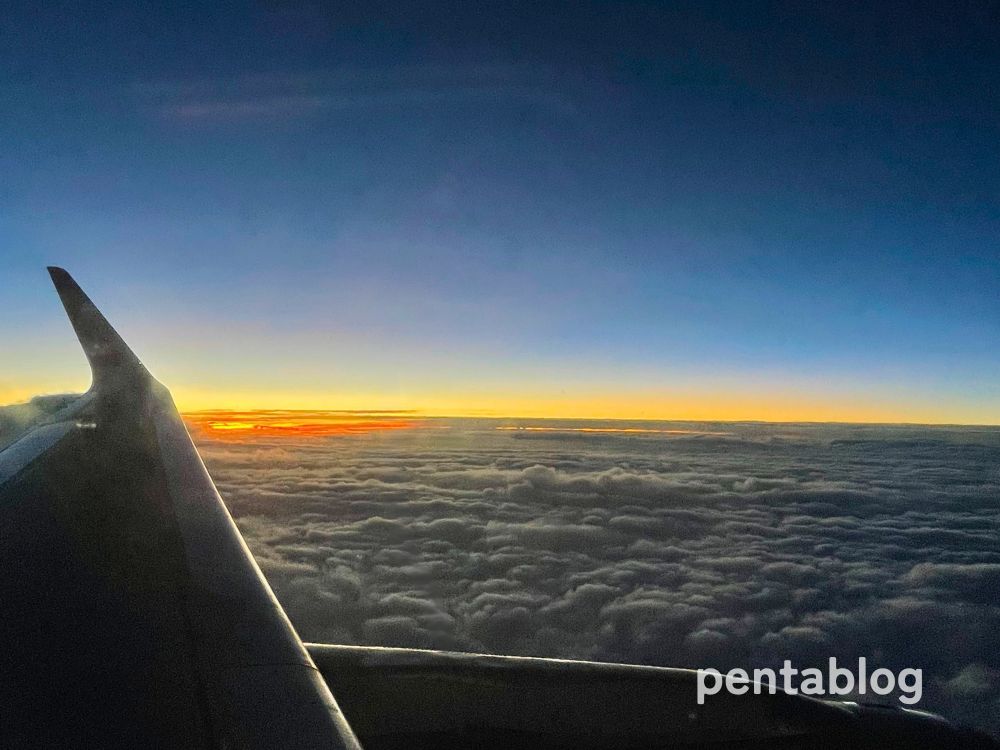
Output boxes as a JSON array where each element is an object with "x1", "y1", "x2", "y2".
[
  {"x1": 0, "y1": 394, "x2": 80, "y2": 450},
  {"x1": 193, "y1": 420, "x2": 1000, "y2": 735}
]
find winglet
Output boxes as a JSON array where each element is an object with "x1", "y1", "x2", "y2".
[{"x1": 48, "y1": 267, "x2": 149, "y2": 393}]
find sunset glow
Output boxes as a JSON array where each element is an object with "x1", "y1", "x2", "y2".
[
  {"x1": 164, "y1": 385, "x2": 997, "y2": 426},
  {"x1": 183, "y1": 410, "x2": 422, "y2": 440}
]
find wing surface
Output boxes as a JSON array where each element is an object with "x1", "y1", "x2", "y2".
[{"x1": 0, "y1": 268, "x2": 361, "y2": 749}]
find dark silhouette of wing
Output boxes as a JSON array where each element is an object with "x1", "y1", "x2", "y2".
[
  {"x1": 0, "y1": 268, "x2": 360, "y2": 749},
  {"x1": 305, "y1": 644, "x2": 999, "y2": 749}
]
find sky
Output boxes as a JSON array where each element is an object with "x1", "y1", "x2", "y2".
[{"x1": 2, "y1": 1, "x2": 999, "y2": 422}]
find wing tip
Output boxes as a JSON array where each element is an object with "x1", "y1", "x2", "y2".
[
  {"x1": 46, "y1": 266, "x2": 147, "y2": 389},
  {"x1": 47, "y1": 266, "x2": 82, "y2": 304}
]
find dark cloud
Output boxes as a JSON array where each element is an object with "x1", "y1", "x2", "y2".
[{"x1": 195, "y1": 420, "x2": 1000, "y2": 736}]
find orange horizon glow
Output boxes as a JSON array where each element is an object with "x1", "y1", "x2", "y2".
[
  {"x1": 3, "y1": 386, "x2": 999, "y2": 428},
  {"x1": 183, "y1": 409, "x2": 423, "y2": 440},
  {"x1": 166, "y1": 387, "x2": 999, "y2": 427}
]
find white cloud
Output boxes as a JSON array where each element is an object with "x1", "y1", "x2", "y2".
[{"x1": 197, "y1": 420, "x2": 1000, "y2": 735}]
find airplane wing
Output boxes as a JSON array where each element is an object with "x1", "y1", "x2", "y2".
[
  {"x1": 1, "y1": 268, "x2": 996, "y2": 749},
  {"x1": 0, "y1": 268, "x2": 361, "y2": 749},
  {"x1": 306, "y1": 644, "x2": 999, "y2": 749}
]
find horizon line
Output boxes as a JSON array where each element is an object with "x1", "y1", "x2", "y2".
[
  {"x1": 178, "y1": 408, "x2": 1000, "y2": 429},
  {"x1": 3, "y1": 394, "x2": 997, "y2": 429}
]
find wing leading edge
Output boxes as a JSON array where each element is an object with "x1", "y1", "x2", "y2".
[{"x1": 0, "y1": 269, "x2": 361, "y2": 749}]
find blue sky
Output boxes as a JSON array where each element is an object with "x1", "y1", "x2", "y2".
[{"x1": 2, "y1": 2, "x2": 998, "y2": 421}]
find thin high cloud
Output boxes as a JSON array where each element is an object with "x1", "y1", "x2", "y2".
[
  {"x1": 135, "y1": 65, "x2": 581, "y2": 124},
  {"x1": 195, "y1": 421, "x2": 1000, "y2": 736}
]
